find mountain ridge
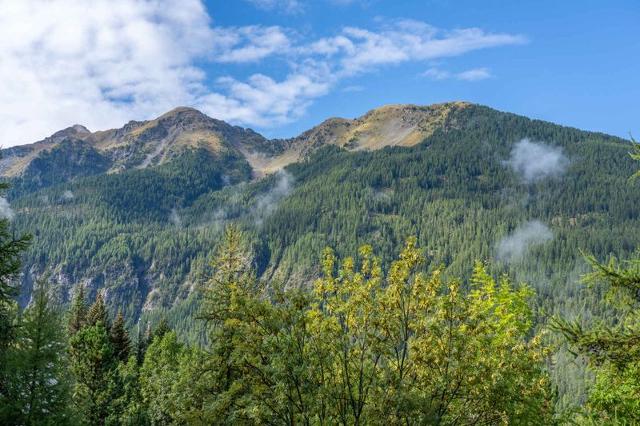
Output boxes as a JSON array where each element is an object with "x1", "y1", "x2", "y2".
[
  {"x1": 0, "y1": 101, "x2": 499, "y2": 180},
  {"x1": 5, "y1": 100, "x2": 637, "y2": 332}
]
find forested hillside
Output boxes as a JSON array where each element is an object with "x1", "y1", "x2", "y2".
[
  {"x1": 5, "y1": 103, "x2": 637, "y2": 324},
  {"x1": 2, "y1": 102, "x2": 639, "y2": 420}
]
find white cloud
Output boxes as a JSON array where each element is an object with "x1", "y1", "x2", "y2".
[
  {"x1": 245, "y1": 0, "x2": 360, "y2": 12},
  {"x1": 211, "y1": 26, "x2": 292, "y2": 63},
  {"x1": 422, "y1": 67, "x2": 492, "y2": 81},
  {"x1": 200, "y1": 67, "x2": 333, "y2": 127},
  {"x1": 252, "y1": 170, "x2": 294, "y2": 225},
  {"x1": 422, "y1": 68, "x2": 452, "y2": 80},
  {"x1": 506, "y1": 139, "x2": 569, "y2": 183},
  {"x1": 0, "y1": 0, "x2": 214, "y2": 146},
  {"x1": 169, "y1": 208, "x2": 182, "y2": 227},
  {"x1": 309, "y1": 20, "x2": 525, "y2": 76},
  {"x1": 456, "y1": 67, "x2": 492, "y2": 81},
  {"x1": 0, "y1": 198, "x2": 14, "y2": 220},
  {"x1": 496, "y1": 220, "x2": 553, "y2": 263},
  {"x1": 0, "y1": 1, "x2": 526, "y2": 147}
]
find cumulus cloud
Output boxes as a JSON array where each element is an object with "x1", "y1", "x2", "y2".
[
  {"x1": 0, "y1": 0, "x2": 526, "y2": 147},
  {"x1": 0, "y1": 0, "x2": 214, "y2": 146},
  {"x1": 201, "y1": 68, "x2": 333, "y2": 127},
  {"x1": 496, "y1": 220, "x2": 553, "y2": 263},
  {"x1": 506, "y1": 139, "x2": 569, "y2": 183},
  {"x1": 422, "y1": 68, "x2": 451, "y2": 80},
  {"x1": 0, "y1": 198, "x2": 14, "y2": 220},
  {"x1": 211, "y1": 26, "x2": 292, "y2": 63}
]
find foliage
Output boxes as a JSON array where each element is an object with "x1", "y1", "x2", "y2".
[
  {"x1": 68, "y1": 322, "x2": 121, "y2": 425},
  {"x1": 186, "y1": 231, "x2": 554, "y2": 425},
  {"x1": 554, "y1": 141, "x2": 640, "y2": 423},
  {"x1": 1, "y1": 278, "x2": 72, "y2": 425}
]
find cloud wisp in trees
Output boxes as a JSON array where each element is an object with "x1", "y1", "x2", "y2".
[
  {"x1": 0, "y1": 197, "x2": 14, "y2": 220},
  {"x1": 506, "y1": 139, "x2": 568, "y2": 183},
  {"x1": 252, "y1": 170, "x2": 294, "y2": 225},
  {"x1": 496, "y1": 220, "x2": 553, "y2": 263}
]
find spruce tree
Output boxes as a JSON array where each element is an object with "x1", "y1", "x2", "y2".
[
  {"x1": 110, "y1": 312, "x2": 130, "y2": 363},
  {"x1": 0, "y1": 181, "x2": 31, "y2": 416},
  {"x1": 67, "y1": 286, "x2": 87, "y2": 335},
  {"x1": 68, "y1": 323, "x2": 120, "y2": 426},
  {"x1": 151, "y1": 317, "x2": 170, "y2": 343},
  {"x1": 11, "y1": 278, "x2": 72, "y2": 425},
  {"x1": 86, "y1": 293, "x2": 109, "y2": 329}
]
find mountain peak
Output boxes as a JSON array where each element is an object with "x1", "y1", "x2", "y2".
[
  {"x1": 48, "y1": 124, "x2": 91, "y2": 142},
  {"x1": 70, "y1": 124, "x2": 90, "y2": 134},
  {"x1": 0, "y1": 101, "x2": 480, "y2": 178},
  {"x1": 157, "y1": 106, "x2": 209, "y2": 121}
]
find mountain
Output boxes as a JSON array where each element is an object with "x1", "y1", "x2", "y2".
[
  {"x1": 4, "y1": 101, "x2": 638, "y2": 371},
  {"x1": 0, "y1": 102, "x2": 471, "y2": 184}
]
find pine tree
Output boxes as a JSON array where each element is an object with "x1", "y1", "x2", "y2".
[
  {"x1": 86, "y1": 293, "x2": 110, "y2": 330},
  {"x1": 10, "y1": 278, "x2": 72, "y2": 425},
  {"x1": 110, "y1": 312, "x2": 130, "y2": 363},
  {"x1": 68, "y1": 322, "x2": 120, "y2": 426},
  {"x1": 151, "y1": 317, "x2": 170, "y2": 343},
  {"x1": 68, "y1": 286, "x2": 87, "y2": 335},
  {"x1": 0, "y1": 181, "x2": 31, "y2": 418}
]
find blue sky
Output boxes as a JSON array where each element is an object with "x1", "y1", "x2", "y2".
[
  {"x1": 209, "y1": 0, "x2": 640, "y2": 139},
  {"x1": 1, "y1": 0, "x2": 638, "y2": 145}
]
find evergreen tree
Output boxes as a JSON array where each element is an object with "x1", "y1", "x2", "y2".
[
  {"x1": 68, "y1": 323, "x2": 120, "y2": 426},
  {"x1": 555, "y1": 145, "x2": 640, "y2": 423},
  {"x1": 135, "y1": 321, "x2": 148, "y2": 366},
  {"x1": 110, "y1": 312, "x2": 131, "y2": 363},
  {"x1": 139, "y1": 331, "x2": 184, "y2": 424},
  {"x1": 68, "y1": 285, "x2": 87, "y2": 335},
  {"x1": 150, "y1": 317, "x2": 170, "y2": 343},
  {"x1": 115, "y1": 356, "x2": 148, "y2": 426},
  {"x1": 0, "y1": 181, "x2": 31, "y2": 402},
  {"x1": 86, "y1": 293, "x2": 109, "y2": 330},
  {"x1": 8, "y1": 278, "x2": 72, "y2": 425}
]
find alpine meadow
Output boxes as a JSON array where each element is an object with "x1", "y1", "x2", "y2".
[{"x1": 1, "y1": 1, "x2": 639, "y2": 424}]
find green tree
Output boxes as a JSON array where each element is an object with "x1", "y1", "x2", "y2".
[
  {"x1": 139, "y1": 331, "x2": 184, "y2": 425},
  {"x1": 308, "y1": 239, "x2": 554, "y2": 424},
  {"x1": 189, "y1": 235, "x2": 554, "y2": 424},
  {"x1": 68, "y1": 286, "x2": 87, "y2": 335},
  {"x1": 116, "y1": 356, "x2": 149, "y2": 426},
  {"x1": 554, "y1": 143, "x2": 640, "y2": 423},
  {"x1": 2, "y1": 278, "x2": 72, "y2": 425},
  {"x1": 110, "y1": 311, "x2": 131, "y2": 363},
  {"x1": 20, "y1": 282, "x2": 71, "y2": 423},
  {"x1": 150, "y1": 317, "x2": 170, "y2": 344},
  {"x1": 196, "y1": 224, "x2": 258, "y2": 420},
  {"x1": 68, "y1": 322, "x2": 120, "y2": 425},
  {"x1": 86, "y1": 293, "x2": 110, "y2": 329},
  {"x1": 0, "y1": 182, "x2": 31, "y2": 402}
]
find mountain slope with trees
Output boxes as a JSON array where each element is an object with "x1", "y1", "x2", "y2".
[{"x1": 1, "y1": 102, "x2": 639, "y2": 422}]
